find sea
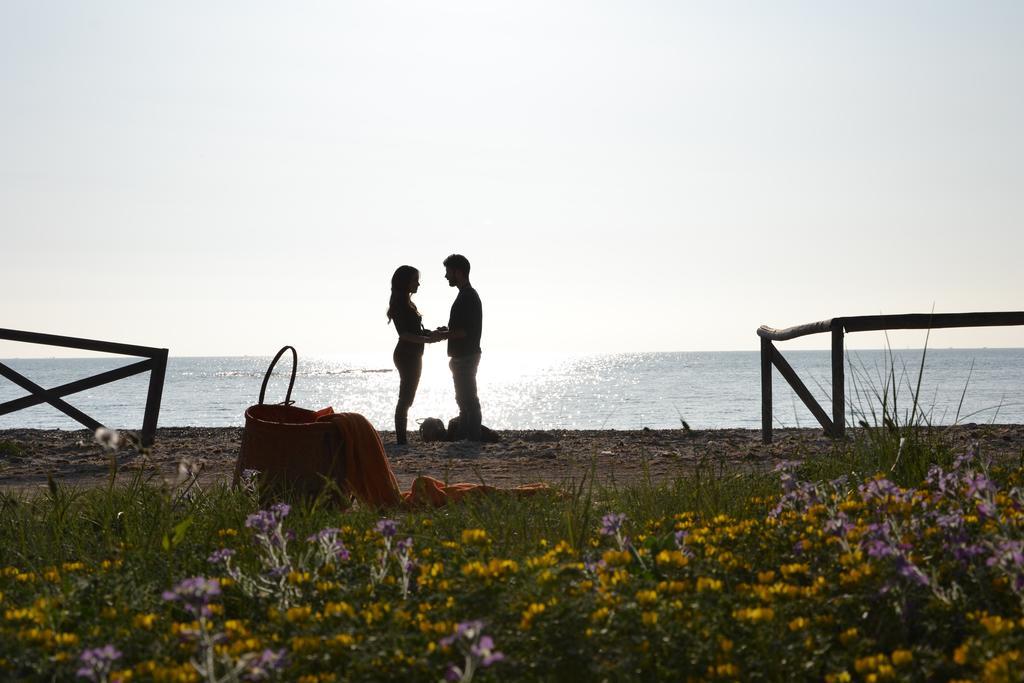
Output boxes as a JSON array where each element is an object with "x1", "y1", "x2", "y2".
[{"x1": 1, "y1": 349, "x2": 1022, "y2": 433}]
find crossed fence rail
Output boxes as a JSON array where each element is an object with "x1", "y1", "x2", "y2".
[
  {"x1": 757, "y1": 311, "x2": 1024, "y2": 444},
  {"x1": 0, "y1": 328, "x2": 168, "y2": 446}
]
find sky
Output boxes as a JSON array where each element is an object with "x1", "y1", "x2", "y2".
[{"x1": 2, "y1": 1, "x2": 1022, "y2": 359}]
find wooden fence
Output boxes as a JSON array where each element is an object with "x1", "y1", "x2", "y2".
[
  {"x1": 757, "y1": 311, "x2": 1024, "y2": 444},
  {"x1": 0, "y1": 328, "x2": 168, "y2": 446}
]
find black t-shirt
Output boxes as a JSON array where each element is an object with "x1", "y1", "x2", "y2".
[
  {"x1": 447, "y1": 286, "x2": 482, "y2": 358},
  {"x1": 392, "y1": 305, "x2": 426, "y2": 357}
]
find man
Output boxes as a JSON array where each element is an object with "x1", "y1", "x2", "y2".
[{"x1": 435, "y1": 254, "x2": 482, "y2": 441}]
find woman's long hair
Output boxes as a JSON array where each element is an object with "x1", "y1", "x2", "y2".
[{"x1": 387, "y1": 265, "x2": 419, "y2": 323}]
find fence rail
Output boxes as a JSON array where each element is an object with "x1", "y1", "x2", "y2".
[
  {"x1": 757, "y1": 311, "x2": 1024, "y2": 444},
  {"x1": 0, "y1": 328, "x2": 168, "y2": 446}
]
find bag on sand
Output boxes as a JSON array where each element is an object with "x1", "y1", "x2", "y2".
[
  {"x1": 418, "y1": 417, "x2": 447, "y2": 442},
  {"x1": 234, "y1": 346, "x2": 347, "y2": 501}
]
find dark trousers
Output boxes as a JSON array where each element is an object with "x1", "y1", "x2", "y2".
[
  {"x1": 393, "y1": 349, "x2": 422, "y2": 443},
  {"x1": 449, "y1": 353, "x2": 481, "y2": 440}
]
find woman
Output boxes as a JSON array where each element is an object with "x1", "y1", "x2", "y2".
[{"x1": 387, "y1": 265, "x2": 438, "y2": 445}]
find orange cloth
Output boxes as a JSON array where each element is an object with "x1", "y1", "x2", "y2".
[
  {"x1": 320, "y1": 412, "x2": 403, "y2": 508},
  {"x1": 403, "y1": 475, "x2": 549, "y2": 507},
  {"x1": 318, "y1": 413, "x2": 548, "y2": 509}
]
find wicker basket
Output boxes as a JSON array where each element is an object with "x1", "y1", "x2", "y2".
[{"x1": 234, "y1": 347, "x2": 346, "y2": 501}]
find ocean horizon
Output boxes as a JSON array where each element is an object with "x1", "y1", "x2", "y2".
[{"x1": 1, "y1": 349, "x2": 1022, "y2": 433}]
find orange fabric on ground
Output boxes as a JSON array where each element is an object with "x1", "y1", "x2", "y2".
[
  {"x1": 318, "y1": 413, "x2": 548, "y2": 508},
  {"x1": 403, "y1": 476, "x2": 549, "y2": 507},
  {"x1": 319, "y1": 413, "x2": 403, "y2": 508}
]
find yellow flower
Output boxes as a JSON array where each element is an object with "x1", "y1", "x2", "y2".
[
  {"x1": 324, "y1": 601, "x2": 356, "y2": 619},
  {"x1": 696, "y1": 577, "x2": 723, "y2": 592},
  {"x1": 591, "y1": 607, "x2": 610, "y2": 623},
  {"x1": 53, "y1": 632, "x2": 79, "y2": 647},
  {"x1": 890, "y1": 649, "x2": 913, "y2": 667},
  {"x1": 788, "y1": 617, "x2": 809, "y2": 632},
  {"x1": 715, "y1": 662, "x2": 739, "y2": 677},
  {"x1": 657, "y1": 580, "x2": 687, "y2": 594},
  {"x1": 655, "y1": 550, "x2": 689, "y2": 568},
  {"x1": 601, "y1": 550, "x2": 632, "y2": 567},
  {"x1": 824, "y1": 672, "x2": 852, "y2": 683},
  {"x1": 733, "y1": 607, "x2": 773, "y2": 622},
  {"x1": 641, "y1": 611, "x2": 658, "y2": 626},
  {"x1": 290, "y1": 636, "x2": 321, "y2": 653},
  {"x1": 980, "y1": 615, "x2": 1015, "y2": 636},
  {"x1": 461, "y1": 529, "x2": 488, "y2": 545},
  {"x1": 133, "y1": 613, "x2": 158, "y2": 630},
  {"x1": 839, "y1": 627, "x2": 859, "y2": 646},
  {"x1": 854, "y1": 654, "x2": 888, "y2": 674},
  {"x1": 223, "y1": 620, "x2": 248, "y2": 637},
  {"x1": 635, "y1": 590, "x2": 658, "y2": 606},
  {"x1": 953, "y1": 643, "x2": 969, "y2": 665},
  {"x1": 779, "y1": 563, "x2": 809, "y2": 578},
  {"x1": 519, "y1": 602, "x2": 546, "y2": 630},
  {"x1": 285, "y1": 605, "x2": 312, "y2": 623},
  {"x1": 287, "y1": 571, "x2": 311, "y2": 585}
]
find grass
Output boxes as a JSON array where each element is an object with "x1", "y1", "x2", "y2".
[
  {"x1": 0, "y1": 343, "x2": 1020, "y2": 682},
  {"x1": 0, "y1": 439, "x2": 25, "y2": 458}
]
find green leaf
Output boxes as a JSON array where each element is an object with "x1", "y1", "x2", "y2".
[{"x1": 171, "y1": 516, "x2": 194, "y2": 547}]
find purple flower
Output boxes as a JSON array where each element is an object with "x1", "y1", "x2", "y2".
[
  {"x1": 600, "y1": 513, "x2": 626, "y2": 537},
  {"x1": 977, "y1": 500, "x2": 998, "y2": 519},
  {"x1": 865, "y1": 538, "x2": 898, "y2": 560},
  {"x1": 264, "y1": 566, "x2": 289, "y2": 579},
  {"x1": 308, "y1": 528, "x2": 340, "y2": 543},
  {"x1": 859, "y1": 477, "x2": 904, "y2": 504},
  {"x1": 953, "y1": 542, "x2": 986, "y2": 564},
  {"x1": 376, "y1": 519, "x2": 399, "y2": 539},
  {"x1": 896, "y1": 559, "x2": 930, "y2": 587},
  {"x1": 439, "y1": 620, "x2": 505, "y2": 680},
  {"x1": 162, "y1": 576, "x2": 221, "y2": 619},
  {"x1": 241, "y1": 648, "x2": 287, "y2": 681},
  {"x1": 245, "y1": 503, "x2": 291, "y2": 535},
  {"x1": 396, "y1": 537, "x2": 414, "y2": 554},
  {"x1": 988, "y1": 540, "x2": 1024, "y2": 569},
  {"x1": 823, "y1": 512, "x2": 853, "y2": 537},
  {"x1": 245, "y1": 510, "x2": 277, "y2": 535},
  {"x1": 308, "y1": 528, "x2": 350, "y2": 562},
  {"x1": 76, "y1": 645, "x2": 122, "y2": 682},
  {"x1": 964, "y1": 472, "x2": 995, "y2": 499},
  {"x1": 934, "y1": 511, "x2": 965, "y2": 530},
  {"x1": 441, "y1": 620, "x2": 484, "y2": 648},
  {"x1": 471, "y1": 635, "x2": 505, "y2": 667},
  {"x1": 926, "y1": 465, "x2": 959, "y2": 498},
  {"x1": 207, "y1": 548, "x2": 236, "y2": 565}
]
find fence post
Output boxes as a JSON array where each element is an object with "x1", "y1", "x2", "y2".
[
  {"x1": 141, "y1": 349, "x2": 168, "y2": 447},
  {"x1": 761, "y1": 337, "x2": 773, "y2": 443},
  {"x1": 831, "y1": 323, "x2": 845, "y2": 438}
]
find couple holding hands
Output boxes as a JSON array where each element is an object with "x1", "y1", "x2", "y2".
[{"x1": 387, "y1": 254, "x2": 482, "y2": 445}]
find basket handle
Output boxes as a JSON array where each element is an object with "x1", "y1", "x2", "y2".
[{"x1": 258, "y1": 346, "x2": 297, "y2": 406}]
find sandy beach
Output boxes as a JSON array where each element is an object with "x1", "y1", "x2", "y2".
[{"x1": 2, "y1": 423, "x2": 1022, "y2": 495}]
